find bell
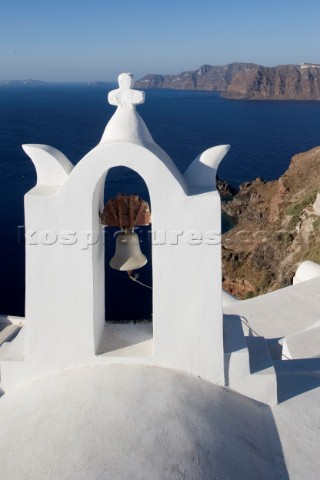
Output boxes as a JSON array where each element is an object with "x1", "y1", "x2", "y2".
[{"x1": 110, "y1": 231, "x2": 147, "y2": 271}]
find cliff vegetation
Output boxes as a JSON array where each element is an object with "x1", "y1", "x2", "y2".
[{"x1": 221, "y1": 147, "x2": 320, "y2": 298}]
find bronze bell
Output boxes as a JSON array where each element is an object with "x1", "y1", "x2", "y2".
[{"x1": 110, "y1": 231, "x2": 147, "y2": 271}]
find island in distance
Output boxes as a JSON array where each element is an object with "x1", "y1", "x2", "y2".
[
  {"x1": 135, "y1": 62, "x2": 320, "y2": 100},
  {"x1": 0, "y1": 79, "x2": 46, "y2": 86}
]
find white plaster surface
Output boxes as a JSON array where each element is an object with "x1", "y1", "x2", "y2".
[
  {"x1": 293, "y1": 260, "x2": 320, "y2": 284},
  {"x1": 22, "y1": 144, "x2": 73, "y2": 187},
  {"x1": 282, "y1": 320, "x2": 320, "y2": 359},
  {"x1": 271, "y1": 366, "x2": 320, "y2": 480},
  {"x1": 224, "y1": 276, "x2": 320, "y2": 478},
  {"x1": 0, "y1": 316, "x2": 23, "y2": 347},
  {"x1": 222, "y1": 289, "x2": 239, "y2": 307},
  {"x1": 0, "y1": 315, "x2": 25, "y2": 326},
  {"x1": 224, "y1": 277, "x2": 320, "y2": 339},
  {"x1": 98, "y1": 322, "x2": 153, "y2": 356},
  {"x1": 0, "y1": 324, "x2": 19, "y2": 345},
  {"x1": 224, "y1": 315, "x2": 277, "y2": 405},
  {"x1": 313, "y1": 192, "x2": 320, "y2": 215},
  {"x1": 0, "y1": 364, "x2": 287, "y2": 480},
  {"x1": 184, "y1": 145, "x2": 230, "y2": 194},
  {"x1": 101, "y1": 73, "x2": 153, "y2": 145}
]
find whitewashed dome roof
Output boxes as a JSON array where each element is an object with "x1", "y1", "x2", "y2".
[{"x1": 0, "y1": 364, "x2": 282, "y2": 480}]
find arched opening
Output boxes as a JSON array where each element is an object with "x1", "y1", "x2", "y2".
[{"x1": 98, "y1": 166, "x2": 153, "y2": 357}]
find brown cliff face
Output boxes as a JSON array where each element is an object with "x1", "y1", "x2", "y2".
[
  {"x1": 136, "y1": 64, "x2": 233, "y2": 91},
  {"x1": 136, "y1": 63, "x2": 320, "y2": 100},
  {"x1": 221, "y1": 147, "x2": 320, "y2": 298},
  {"x1": 224, "y1": 64, "x2": 320, "y2": 100}
]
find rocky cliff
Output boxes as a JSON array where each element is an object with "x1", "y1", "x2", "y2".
[
  {"x1": 136, "y1": 63, "x2": 320, "y2": 100},
  {"x1": 221, "y1": 147, "x2": 320, "y2": 298}
]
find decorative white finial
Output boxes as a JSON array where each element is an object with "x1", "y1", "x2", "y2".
[
  {"x1": 108, "y1": 73, "x2": 145, "y2": 109},
  {"x1": 100, "y1": 72, "x2": 154, "y2": 145}
]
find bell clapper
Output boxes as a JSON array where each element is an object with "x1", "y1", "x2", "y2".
[
  {"x1": 127, "y1": 270, "x2": 152, "y2": 290},
  {"x1": 127, "y1": 270, "x2": 138, "y2": 282}
]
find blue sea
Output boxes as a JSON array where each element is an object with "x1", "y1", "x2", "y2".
[{"x1": 1, "y1": 84, "x2": 320, "y2": 319}]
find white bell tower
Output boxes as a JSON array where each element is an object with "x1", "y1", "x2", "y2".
[{"x1": 0, "y1": 73, "x2": 230, "y2": 390}]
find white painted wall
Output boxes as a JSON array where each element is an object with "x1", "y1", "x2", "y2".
[
  {"x1": 313, "y1": 193, "x2": 320, "y2": 216},
  {"x1": 293, "y1": 260, "x2": 320, "y2": 284}
]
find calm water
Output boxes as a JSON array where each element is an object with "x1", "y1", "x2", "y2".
[{"x1": 1, "y1": 84, "x2": 320, "y2": 318}]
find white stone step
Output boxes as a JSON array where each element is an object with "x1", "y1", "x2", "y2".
[
  {"x1": 0, "y1": 329, "x2": 25, "y2": 392},
  {"x1": 0, "y1": 341, "x2": 13, "y2": 387},
  {"x1": 224, "y1": 314, "x2": 277, "y2": 405},
  {"x1": 273, "y1": 358, "x2": 320, "y2": 403},
  {"x1": 0, "y1": 342, "x2": 11, "y2": 360},
  {"x1": 273, "y1": 358, "x2": 320, "y2": 375},
  {"x1": 246, "y1": 336, "x2": 274, "y2": 375},
  {"x1": 0, "y1": 328, "x2": 25, "y2": 362},
  {"x1": 0, "y1": 315, "x2": 25, "y2": 326},
  {"x1": 0, "y1": 324, "x2": 20, "y2": 346}
]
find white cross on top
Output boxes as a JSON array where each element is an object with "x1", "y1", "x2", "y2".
[{"x1": 108, "y1": 73, "x2": 145, "y2": 109}]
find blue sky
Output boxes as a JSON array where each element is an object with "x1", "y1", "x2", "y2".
[{"x1": 1, "y1": 0, "x2": 319, "y2": 81}]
